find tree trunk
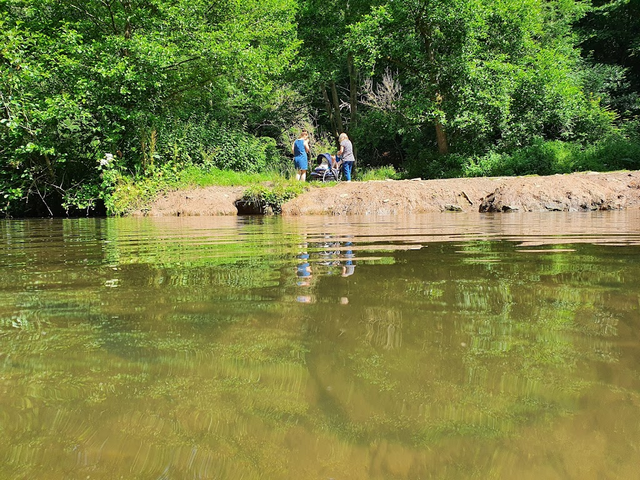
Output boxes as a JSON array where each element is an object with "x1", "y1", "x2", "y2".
[
  {"x1": 43, "y1": 153, "x2": 55, "y2": 181},
  {"x1": 119, "y1": 0, "x2": 132, "y2": 56},
  {"x1": 435, "y1": 120, "x2": 449, "y2": 155},
  {"x1": 330, "y1": 80, "x2": 344, "y2": 135},
  {"x1": 416, "y1": 16, "x2": 449, "y2": 155},
  {"x1": 120, "y1": 0, "x2": 132, "y2": 39},
  {"x1": 321, "y1": 85, "x2": 338, "y2": 138},
  {"x1": 347, "y1": 53, "x2": 357, "y2": 130}
]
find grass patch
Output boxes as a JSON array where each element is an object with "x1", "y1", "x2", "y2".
[
  {"x1": 358, "y1": 165, "x2": 400, "y2": 181},
  {"x1": 241, "y1": 181, "x2": 307, "y2": 214}
]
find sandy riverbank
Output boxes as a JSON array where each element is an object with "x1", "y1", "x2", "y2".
[{"x1": 131, "y1": 170, "x2": 640, "y2": 216}]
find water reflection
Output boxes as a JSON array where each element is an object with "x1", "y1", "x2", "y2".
[
  {"x1": 294, "y1": 235, "x2": 359, "y2": 303},
  {"x1": 296, "y1": 250, "x2": 312, "y2": 285},
  {"x1": 342, "y1": 241, "x2": 356, "y2": 277},
  {"x1": 296, "y1": 249, "x2": 313, "y2": 303},
  {"x1": 364, "y1": 308, "x2": 403, "y2": 350},
  {"x1": 1, "y1": 212, "x2": 640, "y2": 479}
]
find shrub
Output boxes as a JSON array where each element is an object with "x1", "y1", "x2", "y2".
[
  {"x1": 403, "y1": 151, "x2": 466, "y2": 179},
  {"x1": 579, "y1": 137, "x2": 640, "y2": 171},
  {"x1": 155, "y1": 116, "x2": 285, "y2": 174},
  {"x1": 461, "y1": 137, "x2": 640, "y2": 178}
]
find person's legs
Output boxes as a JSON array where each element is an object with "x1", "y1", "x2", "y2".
[
  {"x1": 294, "y1": 157, "x2": 302, "y2": 181},
  {"x1": 296, "y1": 155, "x2": 308, "y2": 181},
  {"x1": 343, "y1": 162, "x2": 352, "y2": 181}
]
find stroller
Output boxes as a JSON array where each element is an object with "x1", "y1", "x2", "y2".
[{"x1": 309, "y1": 153, "x2": 342, "y2": 182}]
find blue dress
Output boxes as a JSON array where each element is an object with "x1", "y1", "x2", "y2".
[{"x1": 293, "y1": 139, "x2": 308, "y2": 170}]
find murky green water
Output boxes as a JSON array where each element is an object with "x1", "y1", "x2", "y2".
[{"x1": 1, "y1": 212, "x2": 640, "y2": 479}]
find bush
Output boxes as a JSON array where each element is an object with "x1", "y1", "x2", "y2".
[
  {"x1": 350, "y1": 110, "x2": 406, "y2": 169},
  {"x1": 579, "y1": 137, "x2": 640, "y2": 171},
  {"x1": 461, "y1": 141, "x2": 578, "y2": 177},
  {"x1": 461, "y1": 137, "x2": 640, "y2": 178},
  {"x1": 403, "y1": 151, "x2": 466, "y2": 179},
  {"x1": 462, "y1": 151, "x2": 508, "y2": 177},
  {"x1": 155, "y1": 117, "x2": 284, "y2": 173}
]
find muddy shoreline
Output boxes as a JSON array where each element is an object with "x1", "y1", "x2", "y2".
[{"x1": 132, "y1": 170, "x2": 640, "y2": 217}]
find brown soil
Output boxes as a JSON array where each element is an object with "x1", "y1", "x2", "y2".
[{"x1": 132, "y1": 170, "x2": 640, "y2": 217}]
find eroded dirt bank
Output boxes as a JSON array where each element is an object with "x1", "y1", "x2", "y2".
[{"x1": 133, "y1": 170, "x2": 640, "y2": 217}]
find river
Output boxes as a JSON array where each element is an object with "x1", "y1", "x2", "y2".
[{"x1": 1, "y1": 211, "x2": 640, "y2": 479}]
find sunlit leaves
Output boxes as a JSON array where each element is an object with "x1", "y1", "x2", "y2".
[
  {"x1": 0, "y1": 0, "x2": 299, "y2": 215},
  {"x1": 346, "y1": 0, "x2": 615, "y2": 160}
]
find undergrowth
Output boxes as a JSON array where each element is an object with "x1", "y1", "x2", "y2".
[{"x1": 404, "y1": 136, "x2": 640, "y2": 179}]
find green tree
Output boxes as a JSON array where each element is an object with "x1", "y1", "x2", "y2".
[
  {"x1": 0, "y1": 0, "x2": 298, "y2": 216},
  {"x1": 295, "y1": 0, "x2": 381, "y2": 142},
  {"x1": 576, "y1": 0, "x2": 640, "y2": 118},
  {"x1": 347, "y1": 0, "x2": 614, "y2": 170}
]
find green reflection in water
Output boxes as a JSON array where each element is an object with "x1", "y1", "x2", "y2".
[{"x1": 1, "y1": 216, "x2": 640, "y2": 479}]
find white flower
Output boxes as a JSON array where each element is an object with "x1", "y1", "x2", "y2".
[{"x1": 100, "y1": 153, "x2": 114, "y2": 167}]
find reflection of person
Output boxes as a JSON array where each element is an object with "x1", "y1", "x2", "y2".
[
  {"x1": 296, "y1": 252, "x2": 312, "y2": 286},
  {"x1": 296, "y1": 251, "x2": 314, "y2": 303},
  {"x1": 342, "y1": 260, "x2": 355, "y2": 277},
  {"x1": 341, "y1": 242, "x2": 355, "y2": 277},
  {"x1": 337, "y1": 132, "x2": 355, "y2": 182},
  {"x1": 292, "y1": 130, "x2": 310, "y2": 181}
]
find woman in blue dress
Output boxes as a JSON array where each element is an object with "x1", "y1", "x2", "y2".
[{"x1": 291, "y1": 130, "x2": 310, "y2": 181}]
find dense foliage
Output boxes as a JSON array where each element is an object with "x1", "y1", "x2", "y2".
[
  {"x1": 1, "y1": 0, "x2": 298, "y2": 215},
  {"x1": 1, "y1": 0, "x2": 639, "y2": 216}
]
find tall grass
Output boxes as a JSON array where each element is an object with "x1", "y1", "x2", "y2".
[
  {"x1": 358, "y1": 165, "x2": 400, "y2": 181},
  {"x1": 174, "y1": 166, "x2": 284, "y2": 187}
]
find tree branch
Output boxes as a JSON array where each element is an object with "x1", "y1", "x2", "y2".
[
  {"x1": 162, "y1": 56, "x2": 202, "y2": 71},
  {"x1": 100, "y1": 0, "x2": 119, "y2": 35},
  {"x1": 30, "y1": 181, "x2": 53, "y2": 217},
  {"x1": 68, "y1": 3, "x2": 110, "y2": 33}
]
